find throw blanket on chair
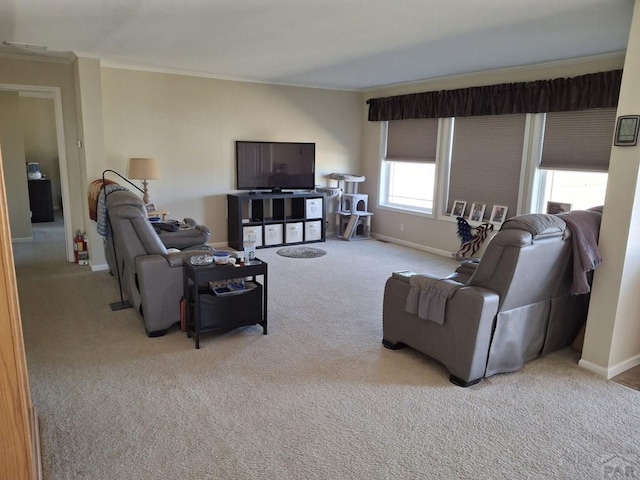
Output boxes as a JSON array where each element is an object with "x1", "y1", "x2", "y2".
[
  {"x1": 88, "y1": 179, "x2": 117, "y2": 221},
  {"x1": 405, "y1": 275, "x2": 461, "y2": 324},
  {"x1": 555, "y1": 208, "x2": 603, "y2": 295},
  {"x1": 96, "y1": 183, "x2": 130, "y2": 238}
]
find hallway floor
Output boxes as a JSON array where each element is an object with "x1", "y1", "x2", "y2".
[{"x1": 613, "y1": 364, "x2": 640, "y2": 392}]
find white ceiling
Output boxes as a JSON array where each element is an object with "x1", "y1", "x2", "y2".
[{"x1": 0, "y1": 0, "x2": 634, "y2": 91}]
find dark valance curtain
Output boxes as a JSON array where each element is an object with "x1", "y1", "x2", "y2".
[{"x1": 367, "y1": 70, "x2": 622, "y2": 121}]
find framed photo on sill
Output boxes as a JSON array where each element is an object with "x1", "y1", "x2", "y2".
[
  {"x1": 450, "y1": 200, "x2": 467, "y2": 218},
  {"x1": 489, "y1": 205, "x2": 508, "y2": 225},
  {"x1": 547, "y1": 201, "x2": 571, "y2": 214},
  {"x1": 468, "y1": 202, "x2": 486, "y2": 223},
  {"x1": 614, "y1": 115, "x2": 640, "y2": 146}
]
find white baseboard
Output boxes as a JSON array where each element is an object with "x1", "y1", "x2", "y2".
[
  {"x1": 578, "y1": 358, "x2": 609, "y2": 378},
  {"x1": 607, "y1": 353, "x2": 640, "y2": 379},
  {"x1": 371, "y1": 233, "x2": 453, "y2": 258},
  {"x1": 579, "y1": 353, "x2": 640, "y2": 379}
]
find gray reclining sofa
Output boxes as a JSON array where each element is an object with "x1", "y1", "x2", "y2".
[{"x1": 105, "y1": 189, "x2": 213, "y2": 336}]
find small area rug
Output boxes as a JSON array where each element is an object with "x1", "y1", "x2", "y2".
[{"x1": 276, "y1": 246, "x2": 327, "y2": 259}]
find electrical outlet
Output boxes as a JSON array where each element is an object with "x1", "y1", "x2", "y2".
[{"x1": 400, "y1": 223, "x2": 404, "y2": 232}]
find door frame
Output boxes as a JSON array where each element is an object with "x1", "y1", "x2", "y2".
[{"x1": 0, "y1": 83, "x2": 73, "y2": 262}]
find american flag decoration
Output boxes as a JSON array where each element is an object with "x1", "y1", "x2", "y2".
[{"x1": 455, "y1": 217, "x2": 494, "y2": 259}]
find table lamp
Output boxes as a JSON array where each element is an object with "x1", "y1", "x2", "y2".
[{"x1": 127, "y1": 157, "x2": 160, "y2": 204}]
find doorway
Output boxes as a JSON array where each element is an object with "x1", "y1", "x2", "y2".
[{"x1": 0, "y1": 83, "x2": 73, "y2": 262}]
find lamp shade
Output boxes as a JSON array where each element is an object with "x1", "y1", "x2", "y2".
[{"x1": 127, "y1": 157, "x2": 161, "y2": 180}]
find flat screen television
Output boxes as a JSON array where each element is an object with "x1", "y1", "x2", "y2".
[{"x1": 236, "y1": 141, "x2": 315, "y2": 192}]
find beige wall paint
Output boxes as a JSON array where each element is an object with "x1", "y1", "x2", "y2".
[
  {"x1": 99, "y1": 67, "x2": 363, "y2": 245},
  {"x1": 73, "y1": 57, "x2": 108, "y2": 268},
  {"x1": 581, "y1": 2, "x2": 640, "y2": 376},
  {"x1": 361, "y1": 54, "x2": 625, "y2": 255},
  {"x1": 19, "y1": 97, "x2": 61, "y2": 209},
  {"x1": 0, "y1": 91, "x2": 31, "y2": 239}
]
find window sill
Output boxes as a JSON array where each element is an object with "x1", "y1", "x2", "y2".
[
  {"x1": 378, "y1": 204, "x2": 433, "y2": 218},
  {"x1": 437, "y1": 213, "x2": 499, "y2": 229}
]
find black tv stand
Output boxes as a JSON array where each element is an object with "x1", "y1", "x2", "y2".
[{"x1": 227, "y1": 191, "x2": 326, "y2": 250}]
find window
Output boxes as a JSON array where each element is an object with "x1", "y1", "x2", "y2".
[
  {"x1": 385, "y1": 161, "x2": 436, "y2": 210},
  {"x1": 380, "y1": 118, "x2": 438, "y2": 214},
  {"x1": 377, "y1": 108, "x2": 615, "y2": 225},
  {"x1": 447, "y1": 114, "x2": 526, "y2": 220},
  {"x1": 536, "y1": 108, "x2": 615, "y2": 212},
  {"x1": 540, "y1": 170, "x2": 608, "y2": 212}
]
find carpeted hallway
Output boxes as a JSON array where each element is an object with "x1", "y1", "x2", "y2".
[{"x1": 13, "y1": 222, "x2": 640, "y2": 479}]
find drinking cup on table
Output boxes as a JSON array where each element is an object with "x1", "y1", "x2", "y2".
[{"x1": 244, "y1": 241, "x2": 256, "y2": 261}]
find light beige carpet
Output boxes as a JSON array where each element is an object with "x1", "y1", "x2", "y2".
[{"x1": 13, "y1": 227, "x2": 640, "y2": 480}]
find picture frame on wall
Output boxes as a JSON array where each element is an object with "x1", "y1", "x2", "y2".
[
  {"x1": 450, "y1": 200, "x2": 467, "y2": 217},
  {"x1": 546, "y1": 201, "x2": 572, "y2": 214},
  {"x1": 468, "y1": 202, "x2": 486, "y2": 222},
  {"x1": 489, "y1": 205, "x2": 508, "y2": 224},
  {"x1": 614, "y1": 115, "x2": 640, "y2": 146}
]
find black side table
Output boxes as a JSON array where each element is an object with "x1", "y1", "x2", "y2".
[{"x1": 183, "y1": 259, "x2": 268, "y2": 349}]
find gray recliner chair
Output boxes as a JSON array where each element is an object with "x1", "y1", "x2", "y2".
[
  {"x1": 382, "y1": 213, "x2": 594, "y2": 386},
  {"x1": 105, "y1": 190, "x2": 213, "y2": 336}
]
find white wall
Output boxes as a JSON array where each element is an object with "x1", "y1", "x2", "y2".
[
  {"x1": 581, "y1": 1, "x2": 640, "y2": 377},
  {"x1": 74, "y1": 57, "x2": 108, "y2": 267},
  {"x1": 98, "y1": 67, "x2": 364, "y2": 247}
]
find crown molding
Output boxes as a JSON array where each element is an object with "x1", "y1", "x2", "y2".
[
  {"x1": 97, "y1": 57, "x2": 359, "y2": 92},
  {"x1": 0, "y1": 50, "x2": 75, "y2": 64}
]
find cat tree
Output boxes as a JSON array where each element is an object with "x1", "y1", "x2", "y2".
[{"x1": 327, "y1": 173, "x2": 373, "y2": 240}]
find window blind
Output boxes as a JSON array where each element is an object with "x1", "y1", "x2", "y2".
[
  {"x1": 540, "y1": 108, "x2": 616, "y2": 172},
  {"x1": 386, "y1": 118, "x2": 438, "y2": 162},
  {"x1": 447, "y1": 114, "x2": 525, "y2": 219}
]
